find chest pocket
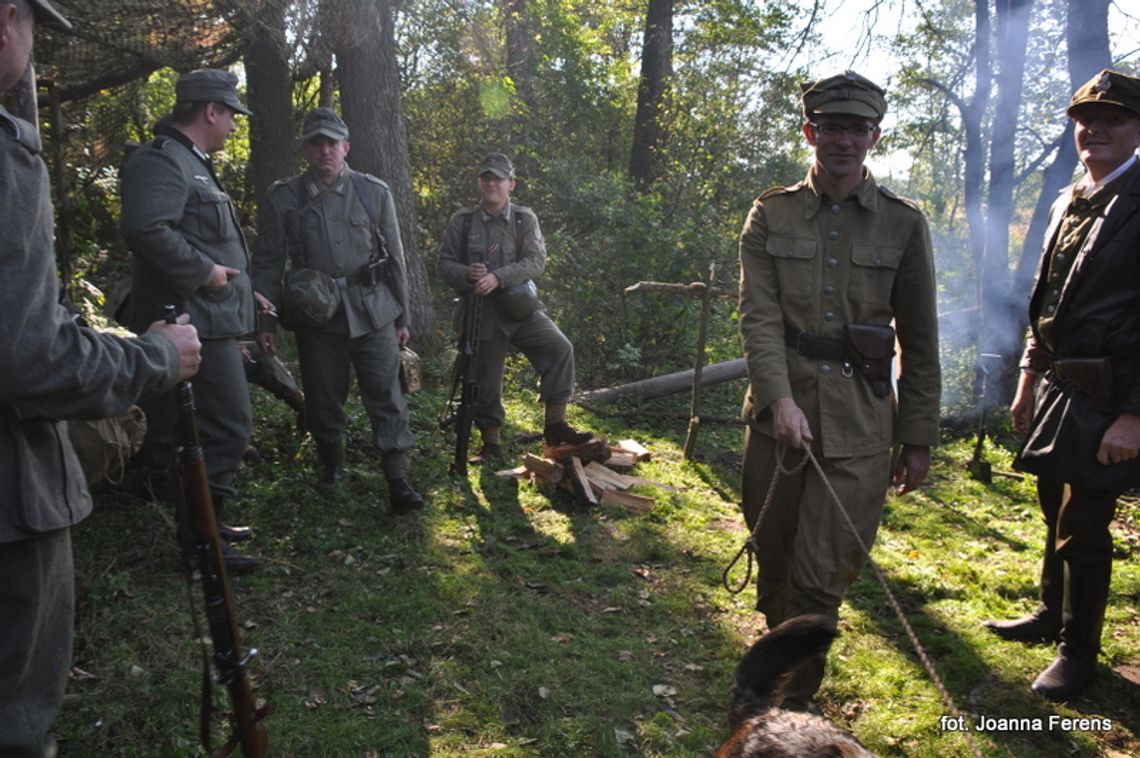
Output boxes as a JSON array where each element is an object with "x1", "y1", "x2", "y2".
[
  {"x1": 191, "y1": 186, "x2": 236, "y2": 243},
  {"x1": 850, "y1": 243, "x2": 903, "y2": 306},
  {"x1": 766, "y1": 235, "x2": 817, "y2": 300}
]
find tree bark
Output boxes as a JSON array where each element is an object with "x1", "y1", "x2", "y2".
[
  {"x1": 335, "y1": 0, "x2": 435, "y2": 340},
  {"x1": 629, "y1": 0, "x2": 673, "y2": 189},
  {"x1": 244, "y1": 0, "x2": 297, "y2": 206}
]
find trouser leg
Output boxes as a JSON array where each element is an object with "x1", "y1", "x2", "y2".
[
  {"x1": 510, "y1": 311, "x2": 575, "y2": 405},
  {"x1": 0, "y1": 529, "x2": 72, "y2": 757},
  {"x1": 350, "y1": 326, "x2": 414, "y2": 455},
  {"x1": 472, "y1": 334, "x2": 509, "y2": 432}
]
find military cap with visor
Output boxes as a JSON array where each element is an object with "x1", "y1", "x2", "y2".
[
  {"x1": 301, "y1": 107, "x2": 350, "y2": 142},
  {"x1": 801, "y1": 70, "x2": 887, "y2": 121},
  {"x1": 478, "y1": 152, "x2": 515, "y2": 179},
  {"x1": 1067, "y1": 69, "x2": 1140, "y2": 119},
  {"x1": 26, "y1": 0, "x2": 71, "y2": 30},
  {"x1": 175, "y1": 69, "x2": 251, "y2": 115}
]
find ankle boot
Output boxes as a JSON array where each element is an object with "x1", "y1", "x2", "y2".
[
  {"x1": 1031, "y1": 560, "x2": 1112, "y2": 701},
  {"x1": 984, "y1": 524, "x2": 1063, "y2": 642},
  {"x1": 388, "y1": 478, "x2": 425, "y2": 514},
  {"x1": 315, "y1": 439, "x2": 344, "y2": 492},
  {"x1": 213, "y1": 496, "x2": 252, "y2": 544},
  {"x1": 219, "y1": 538, "x2": 259, "y2": 575}
]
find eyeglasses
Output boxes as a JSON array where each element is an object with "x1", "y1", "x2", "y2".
[{"x1": 809, "y1": 122, "x2": 877, "y2": 140}]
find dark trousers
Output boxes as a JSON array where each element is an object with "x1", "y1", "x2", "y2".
[{"x1": 0, "y1": 529, "x2": 72, "y2": 757}]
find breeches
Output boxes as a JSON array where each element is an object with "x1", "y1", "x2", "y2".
[
  {"x1": 141, "y1": 337, "x2": 252, "y2": 500},
  {"x1": 0, "y1": 529, "x2": 73, "y2": 756},
  {"x1": 741, "y1": 426, "x2": 891, "y2": 626},
  {"x1": 473, "y1": 311, "x2": 575, "y2": 430},
  {"x1": 1036, "y1": 478, "x2": 1117, "y2": 566},
  {"x1": 295, "y1": 325, "x2": 413, "y2": 454}
]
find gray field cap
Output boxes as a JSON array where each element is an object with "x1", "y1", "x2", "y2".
[
  {"x1": 1067, "y1": 69, "x2": 1140, "y2": 119},
  {"x1": 301, "y1": 108, "x2": 350, "y2": 142},
  {"x1": 478, "y1": 152, "x2": 515, "y2": 179},
  {"x1": 30, "y1": 0, "x2": 71, "y2": 30},
  {"x1": 801, "y1": 70, "x2": 887, "y2": 121},
  {"x1": 175, "y1": 69, "x2": 251, "y2": 115}
]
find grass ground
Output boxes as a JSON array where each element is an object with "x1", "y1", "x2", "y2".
[{"x1": 55, "y1": 354, "x2": 1138, "y2": 757}]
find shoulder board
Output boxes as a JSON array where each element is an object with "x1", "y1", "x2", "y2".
[
  {"x1": 149, "y1": 136, "x2": 171, "y2": 150},
  {"x1": 454, "y1": 206, "x2": 477, "y2": 217},
  {"x1": 511, "y1": 205, "x2": 537, "y2": 218},
  {"x1": 757, "y1": 182, "x2": 801, "y2": 201},
  {"x1": 0, "y1": 109, "x2": 42, "y2": 154},
  {"x1": 267, "y1": 176, "x2": 298, "y2": 194},
  {"x1": 358, "y1": 172, "x2": 388, "y2": 188},
  {"x1": 877, "y1": 185, "x2": 922, "y2": 212}
]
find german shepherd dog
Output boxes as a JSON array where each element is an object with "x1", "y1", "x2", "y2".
[{"x1": 715, "y1": 615, "x2": 877, "y2": 757}]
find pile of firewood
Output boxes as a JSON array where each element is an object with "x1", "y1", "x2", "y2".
[{"x1": 495, "y1": 439, "x2": 657, "y2": 512}]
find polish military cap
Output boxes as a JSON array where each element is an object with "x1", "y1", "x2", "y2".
[
  {"x1": 301, "y1": 107, "x2": 349, "y2": 142},
  {"x1": 29, "y1": 0, "x2": 71, "y2": 30},
  {"x1": 801, "y1": 70, "x2": 887, "y2": 121},
  {"x1": 175, "y1": 69, "x2": 251, "y2": 115},
  {"x1": 478, "y1": 152, "x2": 515, "y2": 179},
  {"x1": 1067, "y1": 69, "x2": 1140, "y2": 119}
]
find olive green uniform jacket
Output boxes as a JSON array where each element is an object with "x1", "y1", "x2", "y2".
[
  {"x1": 739, "y1": 170, "x2": 941, "y2": 456},
  {"x1": 251, "y1": 168, "x2": 413, "y2": 457},
  {"x1": 1, "y1": 107, "x2": 180, "y2": 756}
]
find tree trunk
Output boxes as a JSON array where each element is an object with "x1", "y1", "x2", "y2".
[
  {"x1": 335, "y1": 0, "x2": 435, "y2": 341},
  {"x1": 629, "y1": 0, "x2": 673, "y2": 189},
  {"x1": 244, "y1": 0, "x2": 296, "y2": 206},
  {"x1": 503, "y1": 0, "x2": 535, "y2": 151},
  {"x1": 979, "y1": 0, "x2": 1033, "y2": 359},
  {"x1": 577, "y1": 358, "x2": 746, "y2": 405}
]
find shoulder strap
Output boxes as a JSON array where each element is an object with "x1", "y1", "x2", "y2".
[
  {"x1": 349, "y1": 171, "x2": 389, "y2": 261},
  {"x1": 460, "y1": 210, "x2": 473, "y2": 264}
]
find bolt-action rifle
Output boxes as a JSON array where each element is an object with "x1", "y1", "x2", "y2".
[
  {"x1": 167, "y1": 306, "x2": 269, "y2": 757},
  {"x1": 440, "y1": 272, "x2": 483, "y2": 476}
]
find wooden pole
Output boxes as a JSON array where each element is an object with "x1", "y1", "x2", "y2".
[{"x1": 682, "y1": 263, "x2": 716, "y2": 459}]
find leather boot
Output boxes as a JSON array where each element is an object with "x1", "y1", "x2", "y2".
[
  {"x1": 315, "y1": 439, "x2": 344, "y2": 493},
  {"x1": 1031, "y1": 560, "x2": 1112, "y2": 701},
  {"x1": 219, "y1": 538, "x2": 259, "y2": 575},
  {"x1": 213, "y1": 496, "x2": 252, "y2": 544},
  {"x1": 388, "y1": 478, "x2": 425, "y2": 514},
  {"x1": 984, "y1": 524, "x2": 1062, "y2": 643}
]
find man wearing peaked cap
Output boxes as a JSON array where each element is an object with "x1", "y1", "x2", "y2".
[
  {"x1": 438, "y1": 152, "x2": 594, "y2": 462},
  {"x1": 252, "y1": 107, "x2": 424, "y2": 513},
  {"x1": 120, "y1": 69, "x2": 261, "y2": 573},
  {"x1": 0, "y1": 1, "x2": 201, "y2": 753},
  {"x1": 986, "y1": 68, "x2": 1140, "y2": 701},
  {"x1": 736, "y1": 70, "x2": 940, "y2": 708}
]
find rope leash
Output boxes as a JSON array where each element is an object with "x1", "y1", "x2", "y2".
[{"x1": 725, "y1": 444, "x2": 984, "y2": 758}]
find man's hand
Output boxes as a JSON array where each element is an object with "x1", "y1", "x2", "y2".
[
  {"x1": 466, "y1": 262, "x2": 488, "y2": 281},
  {"x1": 256, "y1": 331, "x2": 277, "y2": 356},
  {"x1": 892, "y1": 444, "x2": 931, "y2": 495},
  {"x1": 146, "y1": 313, "x2": 201, "y2": 382},
  {"x1": 473, "y1": 272, "x2": 500, "y2": 296},
  {"x1": 1097, "y1": 413, "x2": 1140, "y2": 465},
  {"x1": 253, "y1": 291, "x2": 277, "y2": 317},
  {"x1": 395, "y1": 325, "x2": 411, "y2": 348},
  {"x1": 206, "y1": 264, "x2": 241, "y2": 287},
  {"x1": 769, "y1": 396, "x2": 813, "y2": 449},
  {"x1": 1010, "y1": 370, "x2": 1038, "y2": 437}
]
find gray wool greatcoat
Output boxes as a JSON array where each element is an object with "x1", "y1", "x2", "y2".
[{"x1": 1017, "y1": 162, "x2": 1140, "y2": 493}]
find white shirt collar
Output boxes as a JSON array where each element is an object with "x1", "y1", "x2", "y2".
[{"x1": 1078, "y1": 154, "x2": 1137, "y2": 195}]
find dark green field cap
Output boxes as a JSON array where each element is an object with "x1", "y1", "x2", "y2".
[
  {"x1": 478, "y1": 152, "x2": 515, "y2": 179},
  {"x1": 30, "y1": 0, "x2": 71, "y2": 30},
  {"x1": 175, "y1": 69, "x2": 251, "y2": 115},
  {"x1": 1068, "y1": 69, "x2": 1140, "y2": 119},
  {"x1": 301, "y1": 108, "x2": 349, "y2": 142},
  {"x1": 801, "y1": 70, "x2": 887, "y2": 121}
]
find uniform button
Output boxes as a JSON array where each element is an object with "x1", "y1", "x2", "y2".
[
  {"x1": 823, "y1": 311, "x2": 835, "y2": 321},
  {"x1": 1045, "y1": 304, "x2": 1056, "y2": 314},
  {"x1": 822, "y1": 284, "x2": 834, "y2": 296},
  {"x1": 820, "y1": 363, "x2": 832, "y2": 375},
  {"x1": 873, "y1": 258, "x2": 882, "y2": 266},
  {"x1": 826, "y1": 258, "x2": 839, "y2": 269},
  {"x1": 1056, "y1": 253, "x2": 1066, "y2": 262},
  {"x1": 830, "y1": 204, "x2": 841, "y2": 214},
  {"x1": 828, "y1": 230, "x2": 839, "y2": 240}
]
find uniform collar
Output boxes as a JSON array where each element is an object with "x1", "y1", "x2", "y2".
[
  {"x1": 305, "y1": 166, "x2": 350, "y2": 197},
  {"x1": 802, "y1": 168, "x2": 879, "y2": 218},
  {"x1": 479, "y1": 202, "x2": 513, "y2": 223},
  {"x1": 1076, "y1": 154, "x2": 1137, "y2": 197}
]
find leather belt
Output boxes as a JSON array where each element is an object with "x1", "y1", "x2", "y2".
[{"x1": 785, "y1": 327, "x2": 845, "y2": 362}]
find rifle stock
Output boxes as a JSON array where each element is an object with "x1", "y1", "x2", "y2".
[
  {"x1": 441, "y1": 285, "x2": 483, "y2": 476},
  {"x1": 168, "y1": 307, "x2": 269, "y2": 757}
]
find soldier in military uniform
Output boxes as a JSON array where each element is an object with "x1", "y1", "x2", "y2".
[
  {"x1": 438, "y1": 152, "x2": 592, "y2": 459},
  {"x1": 1, "y1": 2, "x2": 202, "y2": 752},
  {"x1": 121, "y1": 69, "x2": 259, "y2": 572},
  {"x1": 252, "y1": 108, "x2": 424, "y2": 513},
  {"x1": 984, "y1": 69, "x2": 1140, "y2": 701},
  {"x1": 737, "y1": 72, "x2": 941, "y2": 707}
]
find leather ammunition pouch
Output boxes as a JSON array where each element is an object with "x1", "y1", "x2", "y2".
[
  {"x1": 1050, "y1": 356, "x2": 1113, "y2": 414},
  {"x1": 494, "y1": 279, "x2": 539, "y2": 321},
  {"x1": 282, "y1": 267, "x2": 340, "y2": 329},
  {"x1": 844, "y1": 323, "x2": 895, "y2": 398}
]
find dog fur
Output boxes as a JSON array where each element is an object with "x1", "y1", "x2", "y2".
[{"x1": 715, "y1": 615, "x2": 877, "y2": 758}]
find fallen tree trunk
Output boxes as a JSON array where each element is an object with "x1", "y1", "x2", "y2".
[{"x1": 577, "y1": 358, "x2": 746, "y2": 405}]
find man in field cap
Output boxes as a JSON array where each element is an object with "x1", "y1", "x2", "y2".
[
  {"x1": 1, "y1": 0, "x2": 202, "y2": 753},
  {"x1": 986, "y1": 69, "x2": 1140, "y2": 701},
  {"x1": 736, "y1": 69, "x2": 940, "y2": 708},
  {"x1": 121, "y1": 67, "x2": 260, "y2": 573},
  {"x1": 438, "y1": 152, "x2": 594, "y2": 463}
]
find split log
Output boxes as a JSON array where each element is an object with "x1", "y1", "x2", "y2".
[
  {"x1": 584, "y1": 461, "x2": 637, "y2": 490},
  {"x1": 566, "y1": 457, "x2": 598, "y2": 505},
  {"x1": 495, "y1": 465, "x2": 529, "y2": 479},
  {"x1": 523, "y1": 453, "x2": 563, "y2": 483},
  {"x1": 624, "y1": 281, "x2": 735, "y2": 299},
  {"x1": 616, "y1": 439, "x2": 651, "y2": 461},
  {"x1": 578, "y1": 358, "x2": 746, "y2": 405},
  {"x1": 600, "y1": 489, "x2": 654, "y2": 514},
  {"x1": 605, "y1": 451, "x2": 638, "y2": 467}
]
